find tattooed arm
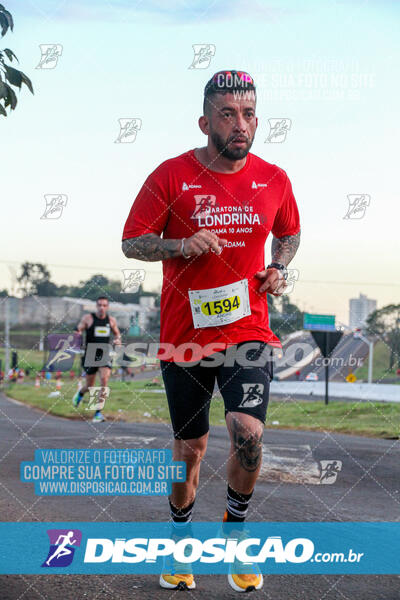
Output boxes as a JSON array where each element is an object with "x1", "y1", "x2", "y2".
[
  {"x1": 122, "y1": 234, "x2": 182, "y2": 262},
  {"x1": 271, "y1": 230, "x2": 301, "y2": 267},
  {"x1": 255, "y1": 230, "x2": 301, "y2": 295},
  {"x1": 122, "y1": 229, "x2": 227, "y2": 262}
]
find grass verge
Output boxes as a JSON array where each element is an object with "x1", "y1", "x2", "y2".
[
  {"x1": 355, "y1": 340, "x2": 400, "y2": 383},
  {"x1": 4, "y1": 379, "x2": 399, "y2": 439}
]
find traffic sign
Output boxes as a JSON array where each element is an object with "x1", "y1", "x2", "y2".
[
  {"x1": 311, "y1": 331, "x2": 343, "y2": 358},
  {"x1": 346, "y1": 373, "x2": 357, "y2": 383},
  {"x1": 310, "y1": 330, "x2": 344, "y2": 405},
  {"x1": 304, "y1": 313, "x2": 336, "y2": 331}
]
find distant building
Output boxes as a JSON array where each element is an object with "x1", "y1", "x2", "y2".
[
  {"x1": 349, "y1": 293, "x2": 377, "y2": 329},
  {"x1": 0, "y1": 295, "x2": 157, "y2": 333}
]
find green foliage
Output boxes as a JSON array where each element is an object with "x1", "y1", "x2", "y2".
[
  {"x1": 366, "y1": 304, "x2": 400, "y2": 370},
  {"x1": 15, "y1": 263, "x2": 157, "y2": 305},
  {"x1": 355, "y1": 340, "x2": 398, "y2": 382},
  {"x1": 269, "y1": 294, "x2": 304, "y2": 336},
  {"x1": 7, "y1": 380, "x2": 400, "y2": 438},
  {"x1": 67, "y1": 273, "x2": 145, "y2": 304},
  {"x1": 0, "y1": 4, "x2": 33, "y2": 116},
  {"x1": 17, "y1": 262, "x2": 52, "y2": 296}
]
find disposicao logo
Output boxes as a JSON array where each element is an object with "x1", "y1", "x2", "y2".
[
  {"x1": 83, "y1": 535, "x2": 315, "y2": 564},
  {"x1": 42, "y1": 529, "x2": 82, "y2": 567}
]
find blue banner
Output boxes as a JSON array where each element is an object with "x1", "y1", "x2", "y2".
[
  {"x1": 0, "y1": 522, "x2": 399, "y2": 574},
  {"x1": 20, "y1": 449, "x2": 186, "y2": 496}
]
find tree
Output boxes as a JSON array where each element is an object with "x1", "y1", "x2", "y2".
[
  {"x1": 17, "y1": 262, "x2": 53, "y2": 296},
  {"x1": 366, "y1": 304, "x2": 400, "y2": 370},
  {"x1": 0, "y1": 4, "x2": 33, "y2": 117},
  {"x1": 13, "y1": 263, "x2": 159, "y2": 304},
  {"x1": 67, "y1": 273, "x2": 156, "y2": 304},
  {"x1": 269, "y1": 294, "x2": 304, "y2": 336},
  {"x1": 36, "y1": 280, "x2": 59, "y2": 297},
  {"x1": 68, "y1": 274, "x2": 119, "y2": 302}
]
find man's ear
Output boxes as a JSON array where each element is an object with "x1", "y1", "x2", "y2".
[
  {"x1": 198, "y1": 115, "x2": 209, "y2": 135},
  {"x1": 255, "y1": 116, "x2": 258, "y2": 129}
]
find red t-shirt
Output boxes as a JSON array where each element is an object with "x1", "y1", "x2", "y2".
[{"x1": 122, "y1": 149, "x2": 300, "y2": 362}]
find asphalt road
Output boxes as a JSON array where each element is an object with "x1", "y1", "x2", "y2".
[
  {"x1": 277, "y1": 333, "x2": 370, "y2": 382},
  {"x1": 0, "y1": 392, "x2": 399, "y2": 599}
]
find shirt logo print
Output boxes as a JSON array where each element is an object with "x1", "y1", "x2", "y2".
[
  {"x1": 191, "y1": 195, "x2": 217, "y2": 219},
  {"x1": 182, "y1": 182, "x2": 202, "y2": 191}
]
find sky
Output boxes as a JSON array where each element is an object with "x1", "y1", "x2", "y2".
[{"x1": 1, "y1": 0, "x2": 399, "y2": 325}]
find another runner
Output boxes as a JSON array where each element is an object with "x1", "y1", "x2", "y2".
[
  {"x1": 122, "y1": 70, "x2": 301, "y2": 591},
  {"x1": 72, "y1": 297, "x2": 121, "y2": 422}
]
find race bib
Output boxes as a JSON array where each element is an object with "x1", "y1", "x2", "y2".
[
  {"x1": 188, "y1": 278, "x2": 251, "y2": 329},
  {"x1": 94, "y1": 325, "x2": 110, "y2": 337}
]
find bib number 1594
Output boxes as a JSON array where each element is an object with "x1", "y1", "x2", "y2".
[
  {"x1": 202, "y1": 295, "x2": 240, "y2": 316},
  {"x1": 188, "y1": 279, "x2": 251, "y2": 329}
]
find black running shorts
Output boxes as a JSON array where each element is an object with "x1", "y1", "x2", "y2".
[
  {"x1": 81, "y1": 355, "x2": 112, "y2": 376},
  {"x1": 160, "y1": 340, "x2": 274, "y2": 440}
]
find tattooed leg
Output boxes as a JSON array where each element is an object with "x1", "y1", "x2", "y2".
[{"x1": 226, "y1": 412, "x2": 264, "y2": 494}]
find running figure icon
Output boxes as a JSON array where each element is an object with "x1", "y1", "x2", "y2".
[{"x1": 45, "y1": 531, "x2": 77, "y2": 566}]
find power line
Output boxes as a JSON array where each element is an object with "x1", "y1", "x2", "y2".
[
  {"x1": 0, "y1": 260, "x2": 398, "y2": 287},
  {"x1": 299, "y1": 280, "x2": 399, "y2": 287},
  {"x1": 0, "y1": 259, "x2": 160, "y2": 274}
]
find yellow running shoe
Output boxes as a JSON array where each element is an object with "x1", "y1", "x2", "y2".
[
  {"x1": 228, "y1": 571, "x2": 263, "y2": 593},
  {"x1": 222, "y1": 510, "x2": 264, "y2": 593},
  {"x1": 159, "y1": 552, "x2": 196, "y2": 590},
  {"x1": 159, "y1": 527, "x2": 196, "y2": 590},
  {"x1": 159, "y1": 572, "x2": 196, "y2": 590}
]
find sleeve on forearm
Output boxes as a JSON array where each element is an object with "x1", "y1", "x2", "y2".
[
  {"x1": 122, "y1": 164, "x2": 170, "y2": 240},
  {"x1": 271, "y1": 173, "x2": 300, "y2": 238}
]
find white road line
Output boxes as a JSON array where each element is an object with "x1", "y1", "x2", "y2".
[{"x1": 92, "y1": 436, "x2": 156, "y2": 445}]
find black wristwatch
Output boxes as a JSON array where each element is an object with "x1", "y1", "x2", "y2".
[{"x1": 267, "y1": 262, "x2": 288, "y2": 280}]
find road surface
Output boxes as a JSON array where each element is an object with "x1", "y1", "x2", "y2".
[
  {"x1": 0, "y1": 392, "x2": 399, "y2": 599},
  {"x1": 277, "y1": 332, "x2": 370, "y2": 382}
]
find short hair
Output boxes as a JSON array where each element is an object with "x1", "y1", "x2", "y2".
[
  {"x1": 96, "y1": 296, "x2": 109, "y2": 303},
  {"x1": 203, "y1": 69, "x2": 256, "y2": 115}
]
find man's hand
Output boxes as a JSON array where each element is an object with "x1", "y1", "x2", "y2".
[
  {"x1": 255, "y1": 267, "x2": 287, "y2": 296},
  {"x1": 110, "y1": 316, "x2": 122, "y2": 345},
  {"x1": 183, "y1": 229, "x2": 227, "y2": 257}
]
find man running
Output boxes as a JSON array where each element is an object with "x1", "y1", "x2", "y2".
[
  {"x1": 122, "y1": 70, "x2": 300, "y2": 592},
  {"x1": 72, "y1": 296, "x2": 121, "y2": 422}
]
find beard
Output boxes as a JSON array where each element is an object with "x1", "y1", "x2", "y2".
[{"x1": 210, "y1": 130, "x2": 254, "y2": 160}]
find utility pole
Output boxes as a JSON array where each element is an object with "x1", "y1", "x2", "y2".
[
  {"x1": 4, "y1": 297, "x2": 10, "y2": 379},
  {"x1": 357, "y1": 332, "x2": 374, "y2": 384},
  {"x1": 324, "y1": 332, "x2": 329, "y2": 406},
  {"x1": 368, "y1": 341, "x2": 374, "y2": 384}
]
